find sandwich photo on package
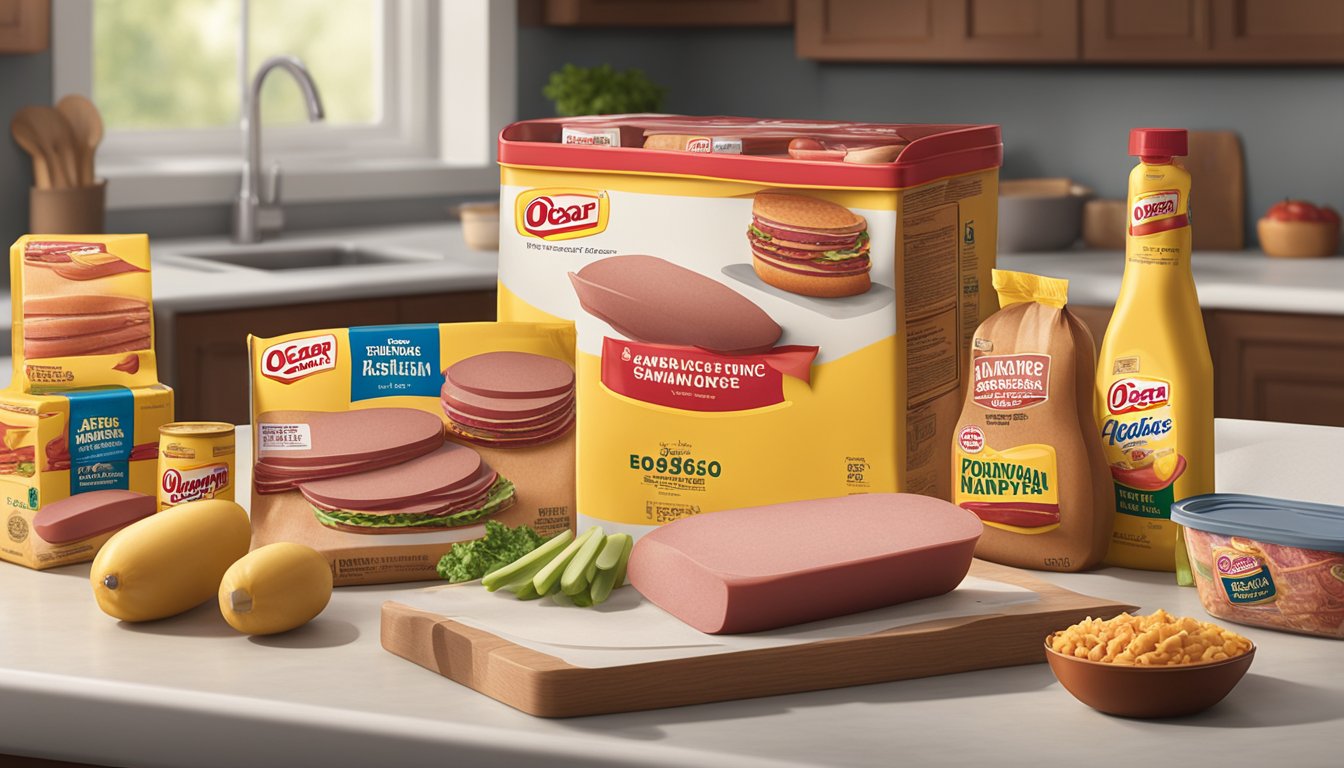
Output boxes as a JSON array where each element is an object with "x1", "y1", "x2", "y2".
[{"x1": 248, "y1": 321, "x2": 576, "y2": 586}]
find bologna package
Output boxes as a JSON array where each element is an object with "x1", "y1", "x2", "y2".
[
  {"x1": 952, "y1": 270, "x2": 1113, "y2": 572},
  {"x1": 2, "y1": 235, "x2": 174, "y2": 570},
  {"x1": 496, "y1": 115, "x2": 1002, "y2": 539},
  {"x1": 248, "y1": 322, "x2": 575, "y2": 585}
]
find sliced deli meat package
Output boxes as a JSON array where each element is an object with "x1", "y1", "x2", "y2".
[
  {"x1": 497, "y1": 115, "x2": 1003, "y2": 540},
  {"x1": 248, "y1": 322, "x2": 575, "y2": 585},
  {"x1": 951, "y1": 270, "x2": 1114, "y2": 572}
]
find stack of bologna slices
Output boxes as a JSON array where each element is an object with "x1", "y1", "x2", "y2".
[
  {"x1": 440, "y1": 351, "x2": 575, "y2": 447},
  {"x1": 252, "y1": 409, "x2": 446, "y2": 494},
  {"x1": 253, "y1": 408, "x2": 516, "y2": 534}
]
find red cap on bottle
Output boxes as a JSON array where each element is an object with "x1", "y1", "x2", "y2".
[{"x1": 1129, "y1": 128, "x2": 1188, "y2": 160}]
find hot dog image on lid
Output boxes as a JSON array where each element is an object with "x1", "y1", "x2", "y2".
[
  {"x1": 440, "y1": 351, "x2": 576, "y2": 447},
  {"x1": 747, "y1": 192, "x2": 872, "y2": 299}
]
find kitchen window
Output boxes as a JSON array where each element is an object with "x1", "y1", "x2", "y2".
[{"x1": 52, "y1": 0, "x2": 514, "y2": 209}]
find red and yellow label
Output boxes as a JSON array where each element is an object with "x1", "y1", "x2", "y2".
[
  {"x1": 954, "y1": 443, "x2": 1060, "y2": 534},
  {"x1": 514, "y1": 187, "x2": 609, "y2": 241}
]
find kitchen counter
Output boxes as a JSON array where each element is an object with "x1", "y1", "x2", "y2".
[
  {"x1": 2, "y1": 419, "x2": 1342, "y2": 768},
  {"x1": 999, "y1": 248, "x2": 1344, "y2": 315}
]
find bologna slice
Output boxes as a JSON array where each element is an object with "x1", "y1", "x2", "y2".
[
  {"x1": 440, "y1": 382, "x2": 572, "y2": 422},
  {"x1": 256, "y1": 408, "x2": 443, "y2": 468},
  {"x1": 33, "y1": 490, "x2": 156, "y2": 545},
  {"x1": 297, "y1": 443, "x2": 483, "y2": 509},
  {"x1": 628, "y1": 493, "x2": 983, "y2": 634},
  {"x1": 305, "y1": 467, "x2": 499, "y2": 515},
  {"x1": 445, "y1": 351, "x2": 575, "y2": 400},
  {"x1": 448, "y1": 412, "x2": 575, "y2": 448},
  {"x1": 25, "y1": 324, "x2": 150, "y2": 358},
  {"x1": 569, "y1": 254, "x2": 782, "y2": 355}
]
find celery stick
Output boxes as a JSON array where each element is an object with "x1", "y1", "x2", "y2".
[
  {"x1": 589, "y1": 565, "x2": 618, "y2": 605},
  {"x1": 595, "y1": 533, "x2": 631, "y2": 571},
  {"x1": 481, "y1": 529, "x2": 573, "y2": 592},
  {"x1": 561, "y1": 527, "x2": 606, "y2": 595},
  {"x1": 533, "y1": 527, "x2": 597, "y2": 595},
  {"x1": 612, "y1": 534, "x2": 634, "y2": 587},
  {"x1": 511, "y1": 581, "x2": 542, "y2": 601}
]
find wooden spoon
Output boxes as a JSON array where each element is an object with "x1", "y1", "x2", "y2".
[
  {"x1": 10, "y1": 108, "x2": 54, "y2": 189},
  {"x1": 14, "y1": 106, "x2": 80, "y2": 188},
  {"x1": 56, "y1": 95, "x2": 103, "y2": 186}
]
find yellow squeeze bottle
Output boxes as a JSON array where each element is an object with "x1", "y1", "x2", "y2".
[{"x1": 1095, "y1": 128, "x2": 1213, "y2": 579}]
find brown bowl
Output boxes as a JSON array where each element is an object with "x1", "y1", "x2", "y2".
[
  {"x1": 1258, "y1": 218, "x2": 1339, "y2": 259},
  {"x1": 1045, "y1": 643, "x2": 1255, "y2": 718}
]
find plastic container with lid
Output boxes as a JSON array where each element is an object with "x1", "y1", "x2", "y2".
[{"x1": 1172, "y1": 493, "x2": 1344, "y2": 638}]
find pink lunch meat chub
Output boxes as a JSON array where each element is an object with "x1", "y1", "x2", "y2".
[
  {"x1": 628, "y1": 493, "x2": 984, "y2": 634},
  {"x1": 32, "y1": 490, "x2": 156, "y2": 545}
]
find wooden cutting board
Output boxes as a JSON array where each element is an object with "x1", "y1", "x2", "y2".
[
  {"x1": 1185, "y1": 131, "x2": 1245, "y2": 251},
  {"x1": 381, "y1": 560, "x2": 1134, "y2": 717}
]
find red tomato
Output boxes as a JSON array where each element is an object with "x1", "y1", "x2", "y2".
[{"x1": 1265, "y1": 199, "x2": 1323, "y2": 222}]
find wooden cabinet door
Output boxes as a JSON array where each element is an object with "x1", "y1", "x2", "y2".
[
  {"x1": 1210, "y1": 0, "x2": 1344, "y2": 63},
  {"x1": 1081, "y1": 0, "x2": 1211, "y2": 61},
  {"x1": 542, "y1": 0, "x2": 792, "y2": 26},
  {"x1": 0, "y1": 0, "x2": 48, "y2": 53},
  {"x1": 1209, "y1": 311, "x2": 1344, "y2": 428},
  {"x1": 796, "y1": 0, "x2": 1078, "y2": 62}
]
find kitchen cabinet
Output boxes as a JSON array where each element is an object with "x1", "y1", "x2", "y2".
[
  {"x1": 1073, "y1": 305, "x2": 1344, "y2": 428},
  {"x1": 1084, "y1": 0, "x2": 1344, "y2": 63},
  {"x1": 796, "y1": 0, "x2": 1344, "y2": 63},
  {"x1": 0, "y1": 0, "x2": 48, "y2": 53},
  {"x1": 796, "y1": 0, "x2": 1079, "y2": 62},
  {"x1": 540, "y1": 0, "x2": 792, "y2": 26},
  {"x1": 162, "y1": 290, "x2": 496, "y2": 425},
  {"x1": 1207, "y1": 310, "x2": 1344, "y2": 427}
]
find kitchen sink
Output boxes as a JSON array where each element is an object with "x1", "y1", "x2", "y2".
[{"x1": 166, "y1": 245, "x2": 423, "y2": 271}]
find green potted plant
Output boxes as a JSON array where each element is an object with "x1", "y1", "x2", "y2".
[{"x1": 542, "y1": 63, "x2": 666, "y2": 116}]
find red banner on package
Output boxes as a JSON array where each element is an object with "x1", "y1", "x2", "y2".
[{"x1": 601, "y1": 338, "x2": 818, "y2": 413}]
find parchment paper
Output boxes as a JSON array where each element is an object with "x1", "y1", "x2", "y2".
[{"x1": 392, "y1": 576, "x2": 1038, "y2": 668}]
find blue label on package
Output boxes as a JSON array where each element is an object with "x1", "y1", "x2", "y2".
[
  {"x1": 349, "y1": 324, "x2": 443, "y2": 401},
  {"x1": 66, "y1": 388, "x2": 135, "y2": 493}
]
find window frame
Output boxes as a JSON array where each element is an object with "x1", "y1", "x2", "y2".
[{"x1": 51, "y1": 0, "x2": 513, "y2": 210}]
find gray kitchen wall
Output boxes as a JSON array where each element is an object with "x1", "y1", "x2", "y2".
[
  {"x1": 1, "y1": 49, "x2": 52, "y2": 247},
  {"x1": 517, "y1": 25, "x2": 1344, "y2": 243}
]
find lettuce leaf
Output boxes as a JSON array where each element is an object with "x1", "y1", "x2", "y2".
[{"x1": 435, "y1": 519, "x2": 546, "y2": 583}]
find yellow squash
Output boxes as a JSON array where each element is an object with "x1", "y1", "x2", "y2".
[
  {"x1": 218, "y1": 542, "x2": 333, "y2": 635},
  {"x1": 91, "y1": 499, "x2": 251, "y2": 622}
]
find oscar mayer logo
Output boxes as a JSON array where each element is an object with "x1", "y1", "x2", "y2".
[
  {"x1": 1131, "y1": 190, "x2": 1179, "y2": 227},
  {"x1": 685, "y1": 137, "x2": 712, "y2": 152},
  {"x1": 515, "y1": 188, "x2": 609, "y2": 241},
  {"x1": 261, "y1": 334, "x2": 337, "y2": 383},
  {"x1": 1107, "y1": 377, "x2": 1170, "y2": 415},
  {"x1": 161, "y1": 463, "x2": 230, "y2": 505}
]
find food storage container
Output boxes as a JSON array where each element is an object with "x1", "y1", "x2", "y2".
[{"x1": 1172, "y1": 493, "x2": 1344, "y2": 639}]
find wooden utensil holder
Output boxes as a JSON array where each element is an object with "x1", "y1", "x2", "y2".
[{"x1": 30, "y1": 181, "x2": 106, "y2": 234}]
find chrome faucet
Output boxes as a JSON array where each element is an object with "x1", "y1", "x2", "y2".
[{"x1": 232, "y1": 55, "x2": 325, "y2": 243}]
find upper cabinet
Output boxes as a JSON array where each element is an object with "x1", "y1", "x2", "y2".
[
  {"x1": 795, "y1": 0, "x2": 1344, "y2": 63},
  {"x1": 0, "y1": 0, "x2": 48, "y2": 54},
  {"x1": 796, "y1": 0, "x2": 1079, "y2": 62},
  {"x1": 541, "y1": 0, "x2": 793, "y2": 26}
]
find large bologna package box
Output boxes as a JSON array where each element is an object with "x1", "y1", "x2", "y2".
[{"x1": 496, "y1": 116, "x2": 1002, "y2": 538}]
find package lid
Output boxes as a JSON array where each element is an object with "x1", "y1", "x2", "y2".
[
  {"x1": 499, "y1": 115, "x2": 1002, "y2": 190},
  {"x1": 1172, "y1": 493, "x2": 1344, "y2": 554}
]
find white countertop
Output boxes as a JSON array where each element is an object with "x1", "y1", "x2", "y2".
[
  {"x1": 1000, "y1": 248, "x2": 1344, "y2": 315},
  {"x1": 2, "y1": 418, "x2": 1342, "y2": 768}
]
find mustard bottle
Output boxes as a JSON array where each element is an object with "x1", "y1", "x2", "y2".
[{"x1": 1095, "y1": 128, "x2": 1214, "y2": 579}]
